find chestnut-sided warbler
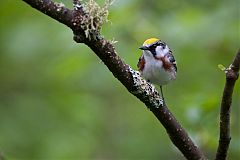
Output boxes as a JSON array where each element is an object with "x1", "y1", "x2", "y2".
[{"x1": 137, "y1": 38, "x2": 177, "y2": 101}]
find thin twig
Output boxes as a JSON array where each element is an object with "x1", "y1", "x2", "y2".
[{"x1": 215, "y1": 49, "x2": 240, "y2": 160}]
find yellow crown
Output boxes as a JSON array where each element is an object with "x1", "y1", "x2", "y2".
[{"x1": 143, "y1": 38, "x2": 159, "y2": 45}]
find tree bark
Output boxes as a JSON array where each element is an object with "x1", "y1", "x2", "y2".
[{"x1": 215, "y1": 49, "x2": 240, "y2": 160}]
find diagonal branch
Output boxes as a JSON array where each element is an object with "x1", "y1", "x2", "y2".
[{"x1": 215, "y1": 49, "x2": 240, "y2": 160}]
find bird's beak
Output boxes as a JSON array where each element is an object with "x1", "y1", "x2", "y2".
[{"x1": 139, "y1": 46, "x2": 149, "y2": 50}]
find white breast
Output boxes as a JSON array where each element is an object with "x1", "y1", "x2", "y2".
[{"x1": 142, "y1": 54, "x2": 176, "y2": 86}]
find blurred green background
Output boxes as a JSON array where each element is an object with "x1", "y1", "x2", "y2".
[{"x1": 0, "y1": 0, "x2": 239, "y2": 159}]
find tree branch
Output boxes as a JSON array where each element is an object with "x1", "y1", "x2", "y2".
[
  {"x1": 215, "y1": 49, "x2": 240, "y2": 160},
  {"x1": 22, "y1": 0, "x2": 237, "y2": 159}
]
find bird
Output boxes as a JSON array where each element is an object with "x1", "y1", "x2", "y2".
[{"x1": 137, "y1": 38, "x2": 177, "y2": 102}]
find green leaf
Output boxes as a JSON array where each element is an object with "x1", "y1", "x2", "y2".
[{"x1": 218, "y1": 64, "x2": 226, "y2": 71}]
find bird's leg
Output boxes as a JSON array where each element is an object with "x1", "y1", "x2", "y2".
[
  {"x1": 160, "y1": 85, "x2": 165, "y2": 105},
  {"x1": 147, "y1": 81, "x2": 165, "y2": 105}
]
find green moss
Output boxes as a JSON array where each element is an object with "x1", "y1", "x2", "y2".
[{"x1": 81, "y1": 0, "x2": 114, "y2": 39}]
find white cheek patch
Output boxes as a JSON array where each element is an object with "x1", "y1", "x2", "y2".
[
  {"x1": 163, "y1": 47, "x2": 169, "y2": 55},
  {"x1": 156, "y1": 46, "x2": 169, "y2": 57},
  {"x1": 155, "y1": 46, "x2": 162, "y2": 55}
]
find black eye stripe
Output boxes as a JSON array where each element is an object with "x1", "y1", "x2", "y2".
[
  {"x1": 161, "y1": 43, "x2": 166, "y2": 49},
  {"x1": 150, "y1": 41, "x2": 166, "y2": 49},
  {"x1": 148, "y1": 41, "x2": 167, "y2": 56},
  {"x1": 149, "y1": 47, "x2": 156, "y2": 56},
  {"x1": 158, "y1": 42, "x2": 166, "y2": 47}
]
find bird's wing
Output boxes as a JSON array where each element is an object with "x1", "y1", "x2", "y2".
[
  {"x1": 168, "y1": 51, "x2": 177, "y2": 72},
  {"x1": 137, "y1": 55, "x2": 145, "y2": 72}
]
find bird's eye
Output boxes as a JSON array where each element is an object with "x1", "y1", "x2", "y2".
[{"x1": 159, "y1": 42, "x2": 166, "y2": 49}]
